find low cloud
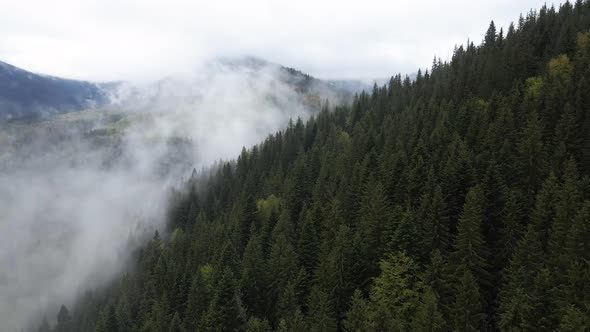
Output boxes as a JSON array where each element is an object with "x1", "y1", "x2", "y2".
[{"x1": 0, "y1": 60, "x2": 322, "y2": 331}]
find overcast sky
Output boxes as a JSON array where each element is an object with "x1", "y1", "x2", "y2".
[{"x1": 0, "y1": 0, "x2": 563, "y2": 82}]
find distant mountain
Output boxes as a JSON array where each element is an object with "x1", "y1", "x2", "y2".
[
  {"x1": 0, "y1": 61, "x2": 109, "y2": 121},
  {"x1": 0, "y1": 57, "x2": 370, "y2": 123},
  {"x1": 107, "y1": 56, "x2": 364, "y2": 112}
]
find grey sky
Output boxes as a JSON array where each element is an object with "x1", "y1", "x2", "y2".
[{"x1": 0, "y1": 0, "x2": 563, "y2": 82}]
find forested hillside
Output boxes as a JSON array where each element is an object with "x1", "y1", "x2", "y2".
[{"x1": 44, "y1": 2, "x2": 590, "y2": 331}]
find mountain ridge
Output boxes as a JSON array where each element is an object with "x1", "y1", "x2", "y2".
[
  {"x1": 0, "y1": 57, "x2": 375, "y2": 123},
  {"x1": 0, "y1": 60, "x2": 110, "y2": 121}
]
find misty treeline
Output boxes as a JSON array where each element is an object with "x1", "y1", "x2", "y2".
[{"x1": 39, "y1": 1, "x2": 590, "y2": 331}]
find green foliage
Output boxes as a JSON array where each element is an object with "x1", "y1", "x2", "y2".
[
  {"x1": 168, "y1": 312, "x2": 185, "y2": 332},
  {"x1": 525, "y1": 76, "x2": 544, "y2": 99},
  {"x1": 201, "y1": 267, "x2": 245, "y2": 332},
  {"x1": 245, "y1": 317, "x2": 272, "y2": 332},
  {"x1": 306, "y1": 287, "x2": 337, "y2": 332},
  {"x1": 451, "y1": 186, "x2": 489, "y2": 285},
  {"x1": 241, "y1": 234, "x2": 268, "y2": 318},
  {"x1": 412, "y1": 287, "x2": 446, "y2": 332},
  {"x1": 452, "y1": 269, "x2": 484, "y2": 332},
  {"x1": 556, "y1": 305, "x2": 589, "y2": 332},
  {"x1": 342, "y1": 290, "x2": 369, "y2": 332},
  {"x1": 370, "y1": 252, "x2": 422, "y2": 328}
]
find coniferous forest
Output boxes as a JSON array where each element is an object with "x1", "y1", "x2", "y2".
[{"x1": 43, "y1": 2, "x2": 590, "y2": 331}]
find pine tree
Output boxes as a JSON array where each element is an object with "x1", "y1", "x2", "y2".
[
  {"x1": 391, "y1": 207, "x2": 422, "y2": 259},
  {"x1": 239, "y1": 195, "x2": 259, "y2": 251},
  {"x1": 452, "y1": 269, "x2": 484, "y2": 332},
  {"x1": 306, "y1": 287, "x2": 337, "y2": 332},
  {"x1": 548, "y1": 158, "x2": 581, "y2": 273},
  {"x1": 420, "y1": 183, "x2": 451, "y2": 257},
  {"x1": 558, "y1": 201, "x2": 590, "y2": 310},
  {"x1": 298, "y1": 209, "x2": 319, "y2": 276},
  {"x1": 556, "y1": 305, "x2": 589, "y2": 332},
  {"x1": 241, "y1": 234, "x2": 268, "y2": 318},
  {"x1": 115, "y1": 294, "x2": 132, "y2": 332},
  {"x1": 485, "y1": 21, "x2": 497, "y2": 47},
  {"x1": 498, "y1": 287, "x2": 535, "y2": 331},
  {"x1": 276, "y1": 280, "x2": 299, "y2": 323},
  {"x1": 530, "y1": 173, "x2": 560, "y2": 252},
  {"x1": 370, "y1": 252, "x2": 422, "y2": 328},
  {"x1": 168, "y1": 312, "x2": 185, "y2": 332},
  {"x1": 268, "y1": 234, "x2": 299, "y2": 303},
  {"x1": 451, "y1": 186, "x2": 489, "y2": 286},
  {"x1": 357, "y1": 177, "x2": 392, "y2": 275},
  {"x1": 185, "y1": 266, "x2": 213, "y2": 330},
  {"x1": 412, "y1": 287, "x2": 446, "y2": 332},
  {"x1": 313, "y1": 225, "x2": 356, "y2": 320},
  {"x1": 105, "y1": 306, "x2": 119, "y2": 332},
  {"x1": 516, "y1": 110, "x2": 547, "y2": 201},
  {"x1": 423, "y1": 250, "x2": 453, "y2": 320},
  {"x1": 202, "y1": 267, "x2": 245, "y2": 332},
  {"x1": 565, "y1": 201, "x2": 590, "y2": 263},
  {"x1": 342, "y1": 290, "x2": 369, "y2": 332},
  {"x1": 498, "y1": 224, "x2": 545, "y2": 327},
  {"x1": 529, "y1": 268, "x2": 559, "y2": 330},
  {"x1": 498, "y1": 189, "x2": 526, "y2": 263},
  {"x1": 245, "y1": 317, "x2": 272, "y2": 332}
]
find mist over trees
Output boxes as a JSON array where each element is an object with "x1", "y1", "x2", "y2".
[
  {"x1": 35, "y1": 1, "x2": 590, "y2": 331},
  {"x1": 0, "y1": 61, "x2": 332, "y2": 332}
]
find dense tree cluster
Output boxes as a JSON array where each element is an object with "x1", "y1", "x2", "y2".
[{"x1": 41, "y1": 1, "x2": 590, "y2": 331}]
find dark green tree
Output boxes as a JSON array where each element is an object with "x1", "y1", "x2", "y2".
[
  {"x1": 342, "y1": 290, "x2": 369, "y2": 332},
  {"x1": 452, "y1": 269, "x2": 484, "y2": 332},
  {"x1": 451, "y1": 186, "x2": 489, "y2": 286},
  {"x1": 306, "y1": 287, "x2": 337, "y2": 332},
  {"x1": 412, "y1": 287, "x2": 446, "y2": 332}
]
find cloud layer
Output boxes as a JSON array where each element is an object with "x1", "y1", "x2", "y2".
[
  {"x1": 0, "y1": 0, "x2": 563, "y2": 81},
  {"x1": 0, "y1": 63, "x2": 316, "y2": 331}
]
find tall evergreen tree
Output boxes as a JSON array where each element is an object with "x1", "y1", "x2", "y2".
[
  {"x1": 306, "y1": 287, "x2": 337, "y2": 332},
  {"x1": 202, "y1": 267, "x2": 245, "y2": 332},
  {"x1": 412, "y1": 287, "x2": 446, "y2": 332},
  {"x1": 452, "y1": 269, "x2": 484, "y2": 332},
  {"x1": 451, "y1": 186, "x2": 489, "y2": 285}
]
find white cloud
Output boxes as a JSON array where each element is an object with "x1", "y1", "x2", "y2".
[
  {"x1": 0, "y1": 0, "x2": 563, "y2": 81},
  {"x1": 0, "y1": 62, "x2": 317, "y2": 331}
]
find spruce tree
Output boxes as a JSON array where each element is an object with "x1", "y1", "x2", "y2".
[
  {"x1": 420, "y1": 183, "x2": 451, "y2": 257},
  {"x1": 412, "y1": 287, "x2": 446, "y2": 332},
  {"x1": 241, "y1": 234, "x2": 268, "y2": 318},
  {"x1": 452, "y1": 269, "x2": 484, "y2": 332},
  {"x1": 306, "y1": 287, "x2": 337, "y2": 332},
  {"x1": 168, "y1": 312, "x2": 185, "y2": 332},
  {"x1": 342, "y1": 290, "x2": 369, "y2": 332},
  {"x1": 451, "y1": 186, "x2": 489, "y2": 286},
  {"x1": 202, "y1": 267, "x2": 245, "y2": 332}
]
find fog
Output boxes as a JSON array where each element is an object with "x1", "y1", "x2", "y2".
[{"x1": 0, "y1": 60, "x2": 329, "y2": 331}]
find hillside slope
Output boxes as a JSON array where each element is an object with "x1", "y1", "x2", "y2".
[
  {"x1": 0, "y1": 61, "x2": 109, "y2": 121},
  {"x1": 41, "y1": 2, "x2": 590, "y2": 331}
]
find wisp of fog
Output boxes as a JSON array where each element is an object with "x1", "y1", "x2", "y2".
[{"x1": 0, "y1": 60, "x2": 323, "y2": 331}]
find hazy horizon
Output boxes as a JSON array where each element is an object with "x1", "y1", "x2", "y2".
[{"x1": 0, "y1": 0, "x2": 564, "y2": 82}]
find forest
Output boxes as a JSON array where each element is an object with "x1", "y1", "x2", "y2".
[{"x1": 40, "y1": 1, "x2": 590, "y2": 331}]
